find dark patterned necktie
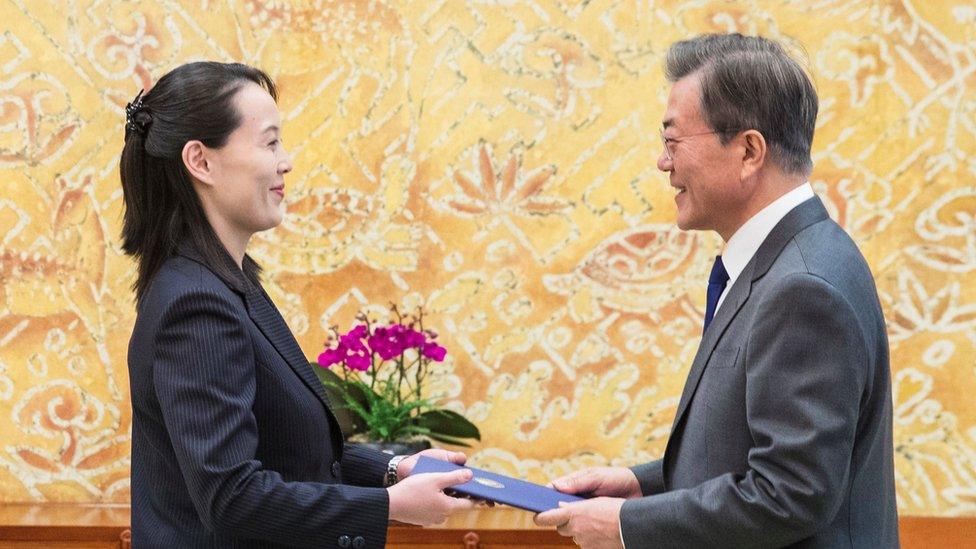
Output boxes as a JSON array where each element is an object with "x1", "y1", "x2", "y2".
[{"x1": 703, "y1": 255, "x2": 729, "y2": 333}]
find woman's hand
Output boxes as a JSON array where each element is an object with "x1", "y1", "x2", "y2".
[
  {"x1": 387, "y1": 470, "x2": 477, "y2": 525},
  {"x1": 396, "y1": 448, "x2": 467, "y2": 479}
]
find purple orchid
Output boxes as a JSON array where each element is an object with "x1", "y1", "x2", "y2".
[
  {"x1": 313, "y1": 305, "x2": 478, "y2": 446},
  {"x1": 367, "y1": 325, "x2": 407, "y2": 360},
  {"x1": 317, "y1": 347, "x2": 345, "y2": 368},
  {"x1": 421, "y1": 341, "x2": 447, "y2": 362}
]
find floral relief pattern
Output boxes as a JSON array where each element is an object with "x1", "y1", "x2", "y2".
[
  {"x1": 0, "y1": 73, "x2": 80, "y2": 167},
  {"x1": 445, "y1": 143, "x2": 564, "y2": 218},
  {"x1": 1, "y1": 0, "x2": 974, "y2": 517},
  {"x1": 3, "y1": 380, "x2": 128, "y2": 500}
]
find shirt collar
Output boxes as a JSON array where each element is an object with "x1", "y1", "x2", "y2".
[{"x1": 721, "y1": 182, "x2": 816, "y2": 286}]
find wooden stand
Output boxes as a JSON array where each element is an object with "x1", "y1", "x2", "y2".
[
  {"x1": 1, "y1": 504, "x2": 973, "y2": 548},
  {"x1": 389, "y1": 508, "x2": 571, "y2": 547},
  {"x1": 0, "y1": 504, "x2": 130, "y2": 549}
]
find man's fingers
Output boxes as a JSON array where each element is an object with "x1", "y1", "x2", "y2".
[
  {"x1": 534, "y1": 507, "x2": 570, "y2": 527},
  {"x1": 552, "y1": 470, "x2": 595, "y2": 494},
  {"x1": 550, "y1": 475, "x2": 575, "y2": 493},
  {"x1": 448, "y1": 451, "x2": 467, "y2": 465}
]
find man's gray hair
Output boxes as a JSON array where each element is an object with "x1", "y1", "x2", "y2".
[{"x1": 666, "y1": 33, "x2": 818, "y2": 176}]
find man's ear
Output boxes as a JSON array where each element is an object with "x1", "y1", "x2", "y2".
[
  {"x1": 739, "y1": 129, "x2": 767, "y2": 180},
  {"x1": 182, "y1": 140, "x2": 215, "y2": 186}
]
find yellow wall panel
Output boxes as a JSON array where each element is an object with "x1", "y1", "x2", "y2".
[{"x1": 1, "y1": 0, "x2": 974, "y2": 516}]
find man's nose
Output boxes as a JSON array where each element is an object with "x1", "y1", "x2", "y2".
[{"x1": 657, "y1": 149, "x2": 673, "y2": 172}]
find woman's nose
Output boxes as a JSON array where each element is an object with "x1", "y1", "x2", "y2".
[{"x1": 279, "y1": 149, "x2": 293, "y2": 174}]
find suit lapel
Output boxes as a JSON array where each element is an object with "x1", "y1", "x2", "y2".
[
  {"x1": 667, "y1": 197, "x2": 830, "y2": 436},
  {"x1": 174, "y1": 243, "x2": 345, "y2": 445},
  {"x1": 670, "y1": 266, "x2": 752, "y2": 433},
  {"x1": 244, "y1": 288, "x2": 345, "y2": 444}
]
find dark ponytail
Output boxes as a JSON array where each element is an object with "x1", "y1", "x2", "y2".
[{"x1": 119, "y1": 62, "x2": 277, "y2": 304}]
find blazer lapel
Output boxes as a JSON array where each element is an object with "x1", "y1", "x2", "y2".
[
  {"x1": 244, "y1": 288, "x2": 345, "y2": 444},
  {"x1": 670, "y1": 266, "x2": 752, "y2": 432},
  {"x1": 667, "y1": 197, "x2": 830, "y2": 435},
  {"x1": 175, "y1": 243, "x2": 345, "y2": 445}
]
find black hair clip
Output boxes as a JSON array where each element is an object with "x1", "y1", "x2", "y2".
[{"x1": 125, "y1": 89, "x2": 152, "y2": 136}]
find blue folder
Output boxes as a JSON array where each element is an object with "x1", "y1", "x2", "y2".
[{"x1": 410, "y1": 456, "x2": 585, "y2": 513}]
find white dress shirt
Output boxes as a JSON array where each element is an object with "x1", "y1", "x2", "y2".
[{"x1": 715, "y1": 182, "x2": 815, "y2": 312}]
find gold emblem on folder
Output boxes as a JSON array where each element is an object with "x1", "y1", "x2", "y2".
[{"x1": 473, "y1": 477, "x2": 504, "y2": 489}]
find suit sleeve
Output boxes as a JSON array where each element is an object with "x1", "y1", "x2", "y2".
[
  {"x1": 153, "y1": 287, "x2": 389, "y2": 548},
  {"x1": 630, "y1": 459, "x2": 666, "y2": 496},
  {"x1": 341, "y1": 444, "x2": 392, "y2": 487},
  {"x1": 620, "y1": 273, "x2": 868, "y2": 548}
]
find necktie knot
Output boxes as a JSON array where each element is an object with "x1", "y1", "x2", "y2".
[
  {"x1": 709, "y1": 255, "x2": 729, "y2": 285},
  {"x1": 703, "y1": 255, "x2": 729, "y2": 333}
]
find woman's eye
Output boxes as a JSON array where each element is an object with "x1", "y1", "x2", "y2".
[{"x1": 268, "y1": 139, "x2": 279, "y2": 147}]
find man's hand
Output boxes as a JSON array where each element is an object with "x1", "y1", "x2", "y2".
[
  {"x1": 549, "y1": 467, "x2": 642, "y2": 499},
  {"x1": 535, "y1": 498, "x2": 625, "y2": 549},
  {"x1": 397, "y1": 449, "x2": 466, "y2": 478}
]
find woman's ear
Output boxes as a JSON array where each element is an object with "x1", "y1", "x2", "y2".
[
  {"x1": 739, "y1": 129, "x2": 767, "y2": 180},
  {"x1": 182, "y1": 140, "x2": 215, "y2": 187}
]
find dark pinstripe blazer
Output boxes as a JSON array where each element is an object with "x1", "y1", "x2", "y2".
[
  {"x1": 128, "y1": 244, "x2": 392, "y2": 548},
  {"x1": 620, "y1": 198, "x2": 898, "y2": 547}
]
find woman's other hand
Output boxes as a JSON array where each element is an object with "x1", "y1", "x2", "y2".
[
  {"x1": 396, "y1": 449, "x2": 466, "y2": 479},
  {"x1": 387, "y1": 469, "x2": 477, "y2": 525}
]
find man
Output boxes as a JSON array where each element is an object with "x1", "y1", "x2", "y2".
[{"x1": 536, "y1": 34, "x2": 898, "y2": 548}]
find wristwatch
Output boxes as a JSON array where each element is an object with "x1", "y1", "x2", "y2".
[{"x1": 385, "y1": 455, "x2": 407, "y2": 487}]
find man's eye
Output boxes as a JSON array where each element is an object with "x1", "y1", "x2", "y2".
[{"x1": 268, "y1": 139, "x2": 279, "y2": 147}]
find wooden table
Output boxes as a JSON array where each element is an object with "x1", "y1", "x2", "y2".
[
  {"x1": 1, "y1": 504, "x2": 974, "y2": 548},
  {"x1": 0, "y1": 504, "x2": 130, "y2": 549},
  {"x1": 389, "y1": 508, "x2": 570, "y2": 548},
  {"x1": 0, "y1": 504, "x2": 568, "y2": 548}
]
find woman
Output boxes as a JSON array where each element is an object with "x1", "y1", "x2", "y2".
[{"x1": 121, "y1": 61, "x2": 475, "y2": 548}]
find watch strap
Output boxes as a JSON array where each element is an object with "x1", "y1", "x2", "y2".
[{"x1": 385, "y1": 454, "x2": 408, "y2": 487}]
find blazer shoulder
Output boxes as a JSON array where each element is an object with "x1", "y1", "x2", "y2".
[
  {"x1": 763, "y1": 220, "x2": 883, "y2": 343},
  {"x1": 140, "y1": 256, "x2": 243, "y2": 316},
  {"x1": 790, "y1": 219, "x2": 875, "y2": 285}
]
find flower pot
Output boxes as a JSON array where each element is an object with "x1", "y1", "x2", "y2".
[{"x1": 356, "y1": 439, "x2": 432, "y2": 455}]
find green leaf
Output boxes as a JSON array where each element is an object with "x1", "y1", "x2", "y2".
[
  {"x1": 311, "y1": 363, "x2": 480, "y2": 445},
  {"x1": 311, "y1": 363, "x2": 370, "y2": 435},
  {"x1": 414, "y1": 410, "x2": 481, "y2": 442},
  {"x1": 424, "y1": 432, "x2": 474, "y2": 448}
]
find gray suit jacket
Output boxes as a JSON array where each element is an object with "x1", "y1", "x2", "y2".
[{"x1": 620, "y1": 198, "x2": 898, "y2": 548}]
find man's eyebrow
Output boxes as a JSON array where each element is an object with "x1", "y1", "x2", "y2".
[{"x1": 261, "y1": 124, "x2": 280, "y2": 134}]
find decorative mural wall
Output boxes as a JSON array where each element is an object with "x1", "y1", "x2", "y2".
[{"x1": 1, "y1": 0, "x2": 974, "y2": 516}]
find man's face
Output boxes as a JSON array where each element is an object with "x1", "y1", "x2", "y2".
[{"x1": 658, "y1": 76, "x2": 747, "y2": 240}]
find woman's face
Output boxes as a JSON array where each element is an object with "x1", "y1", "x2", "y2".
[{"x1": 205, "y1": 83, "x2": 292, "y2": 243}]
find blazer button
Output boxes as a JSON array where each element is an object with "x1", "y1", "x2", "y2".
[
  {"x1": 352, "y1": 536, "x2": 365, "y2": 548},
  {"x1": 331, "y1": 461, "x2": 342, "y2": 478},
  {"x1": 338, "y1": 534, "x2": 351, "y2": 548}
]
